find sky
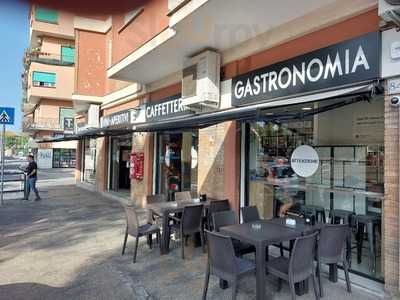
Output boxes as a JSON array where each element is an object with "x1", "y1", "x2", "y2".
[{"x1": 0, "y1": 1, "x2": 29, "y2": 133}]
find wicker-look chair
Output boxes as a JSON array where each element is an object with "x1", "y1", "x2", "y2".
[
  {"x1": 122, "y1": 206, "x2": 161, "y2": 263},
  {"x1": 202, "y1": 230, "x2": 255, "y2": 300}
]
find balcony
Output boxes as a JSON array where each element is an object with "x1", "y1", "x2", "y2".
[
  {"x1": 24, "y1": 48, "x2": 75, "y2": 67},
  {"x1": 108, "y1": 0, "x2": 376, "y2": 84},
  {"x1": 29, "y1": 6, "x2": 75, "y2": 48},
  {"x1": 23, "y1": 117, "x2": 64, "y2": 132},
  {"x1": 26, "y1": 62, "x2": 75, "y2": 104}
]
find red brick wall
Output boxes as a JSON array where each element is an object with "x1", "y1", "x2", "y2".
[
  {"x1": 384, "y1": 82, "x2": 400, "y2": 295},
  {"x1": 75, "y1": 30, "x2": 107, "y2": 96}
]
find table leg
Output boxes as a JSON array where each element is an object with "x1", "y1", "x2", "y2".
[
  {"x1": 255, "y1": 243, "x2": 266, "y2": 300},
  {"x1": 329, "y1": 264, "x2": 338, "y2": 282},
  {"x1": 219, "y1": 279, "x2": 228, "y2": 289},
  {"x1": 295, "y1": 280, "x2": 309, "y2": 296},
  {"x1": 160, "y1": 213, "x2": 170, "y2": 255}
]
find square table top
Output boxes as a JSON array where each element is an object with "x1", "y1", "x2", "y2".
[
  {"x1": 146, "y1": 198, "x2": 222, "y2": 215},
  {"x1": 220, "y1": 217, "x2": 321, "y2": 246}
]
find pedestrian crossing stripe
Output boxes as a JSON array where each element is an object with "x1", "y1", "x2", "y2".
[{"x1": 0, "y1": 111, "x2": 10, "y2": 123}]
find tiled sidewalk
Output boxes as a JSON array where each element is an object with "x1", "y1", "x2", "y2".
[{"x1": 0, "y1": 176, "x2": 385, "y2": 300}]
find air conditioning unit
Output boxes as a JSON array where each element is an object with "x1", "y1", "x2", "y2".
[
  {"x1": 181, "y1": 50, "x2": 221, "y2": 112},
  {"x1": 87, "y1": 104, "x2": 100, "y2": 128},
  {"x1": 379, "y1": 0, "x2": 400, "y2": 26}
]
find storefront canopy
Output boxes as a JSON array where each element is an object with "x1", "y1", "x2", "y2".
[
  {"x1": 38, "y1": 82, "x2": 380, "y2": 142},
  {"x1": 133, "y1": 82, "x2": 381, "y2": 132},
  {"x1": 37, "y1": 125, "x2": 135, "y2": 143}
]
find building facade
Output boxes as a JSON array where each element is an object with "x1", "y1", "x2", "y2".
[
  {"x1": 31, "y1": 0, "x2": 400, "y2": 296},
  {"x1": 22, "y1": 5, "x2": 77, "y2": 168}
]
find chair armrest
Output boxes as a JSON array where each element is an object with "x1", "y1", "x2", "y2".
[{"x1": 169, "y1": 215, "x2": 181, "y2": 223}]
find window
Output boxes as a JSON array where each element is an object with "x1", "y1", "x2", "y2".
[
  {"x1": 32, "y1": 71, "x2": 56, "y2": 87},
  {"x1": 59, "y1": 108, "x2": 74, "y2": 130},
  {"x1": 35, "y1": 7, "x2": 58, "y2": 24},
  {"x1": 53, "y1": 149, "x2": 76, "y2": 168},
  {"x1": 61, "y1": 46, "x2": 75, "y2": 64}
]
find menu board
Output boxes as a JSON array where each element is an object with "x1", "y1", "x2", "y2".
[{"x1": 130, "y1": 152, "x2": 144, "y2": 180}]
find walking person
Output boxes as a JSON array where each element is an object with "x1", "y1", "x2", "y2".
[{"x1": 24, "y1": 154, "x2": 41, "y2": 201}]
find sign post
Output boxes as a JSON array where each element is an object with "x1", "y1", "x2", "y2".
[{"x1": 0, "y1": 107, "x2": 15, "y2": 206}]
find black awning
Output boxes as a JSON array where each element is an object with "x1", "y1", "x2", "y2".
[
  {"x1": 38, "y1": 82, "x2": 380, "y2": 141},
  {"x1": 37, "y1": 125, "x2": 135, "y2": 143},
  {"x1": 133, "y1": 82, "x2": 380, "y2": 132}
]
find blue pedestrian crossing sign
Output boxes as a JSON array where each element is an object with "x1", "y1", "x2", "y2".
[{"x1": 0, "y1": 107, "x2": 15, "y2": 125}]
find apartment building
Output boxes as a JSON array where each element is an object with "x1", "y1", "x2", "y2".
[
  {"x1": 22, "y1": 6, "x2": 77, "y2": 168},
  {"x1": 35, "y1": 0, "x2": 400, "y2": 296}
]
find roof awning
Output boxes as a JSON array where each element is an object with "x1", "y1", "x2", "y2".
[
  {"x1": 37, "y1": 125, "x2": 135, "y2": 143},
  {"x1": 133, "y1": 82, "x2": 380, "y2": 132},
  {"x1": 38, "y1": 82, "x2": 380, "y2": 141}
]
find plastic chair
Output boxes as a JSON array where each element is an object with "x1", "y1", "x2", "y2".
[
  {"x1": 207, "y1": 199, "x2": 230, "y2": 230},
  {"x1": 241, "y1": 206, "x2": 260, "y2": 223},
  {"x1": 122, "y1": 206, "x2": 161, "y2": 263},
  {"x1": 266, "y1": 232, "x2": 320, "y2": 300},
  {"x1": 316, "y1": 224, "x2": 351, "y2": 297},
  {"x1": 174, "y1": 191, "x2": 192, "y2": 202},
  {"x1": 354, "y1": 214, "x2": 381, "y2": 274},
  {"x1": 202, "y1": 230, "x2": 256, "y2": 300},
  {"x1": 212, "y1": 210, "x2": 255, "y2": 257},
  {"x1": 146, "y1": 194, "x2": 167, "y2": 224},
  {"x1": 169, "y1": 204, "x2": 205, "y2": 259}
]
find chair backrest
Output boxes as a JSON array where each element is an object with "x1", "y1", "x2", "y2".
[
  {"x1": 318, "y1": 224, "x2": 348, "y2": 263},
  {"x1": 181, "y1": 204, "x2": 204, "y2": 234},
  {"x1": 146, "y1": 194, "x2": 166, "y2": 204},
  {"x1": 175, "y1": 191, "x2": 192, "y2": 202},
  {"x1": 212, "y1": 210, "x2": 238, "y2": 232},
  {"x1": 209, "y1": 199, "x2": 230, "y2": 215},
  {"x1": 241, "y1": 206, "x2": 260, "y2": 223},
  {"x1": 124, "y1": 206, "x2": 140, "y2": 236},
  {"x1": 289, "y1": 231, "x2": 318, "y2": 282},
  {"x1": 205, "y1": 230, "x2": 238, "y2": 277}
]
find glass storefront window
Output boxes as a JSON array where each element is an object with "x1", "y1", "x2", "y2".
[
  {"x1": 53, "y1": 149, "x2": 76, "y2": 168},
  {"x1": 246, "y1": 97, "x2": 384, "y2": 281},
  {"x1": 156, "y1": 131, "x2": 198, "y2": 198},
  {"x1": 83, "y1": 138, "x2": 96, "y2": 184}
]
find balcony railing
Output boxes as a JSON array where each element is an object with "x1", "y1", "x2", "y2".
[
  {"x1": 23, "y1": 117, "x2": 63, "y2": 132},
  {"x1": 24, "y1": 49, "x2": 75, "y2": 67}
]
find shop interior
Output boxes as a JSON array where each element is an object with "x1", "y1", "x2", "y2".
[
  {"x1": 246, "y1": 94, "x2": 384, "y2": 281},
  {"x1": 109, "y1": 135, "x2": 132, "y2": 197},
  {"x1": 83, "y1": 138, "x2": 96, "y2": 184},
  {"x1": 156, "y1": 131, "x2": 199, "y2": 200}
]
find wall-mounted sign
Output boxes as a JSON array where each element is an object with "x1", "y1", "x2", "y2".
[
  {"x1": 37, "y1": 149, "x2": 53, "y2": 169},
  {"x1": 100, "y1": 109, "x2": 138, "y2": 128},
  {"x1": 130, "y1": 152, "x2": 144, "y2": 180},
  {"x1": 388, "y1": 78, "x2": 400, "y2": 95},
  {"x1": 232, "y1": 32, "x2": 380, "y2": 106},
  {"x1": 63, "y1": 117, "x2": 74, "y2": 134},
  {"x1": 290, "y1": 145, "x2": 319, "y2": 178},
  {"x1": 145, "y1": 94, "x2": 193, "y2": 122}
]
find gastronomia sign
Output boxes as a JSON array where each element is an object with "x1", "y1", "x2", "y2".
[{"x1": 232, "y1": 32, "x2": 380, "y2": 106}]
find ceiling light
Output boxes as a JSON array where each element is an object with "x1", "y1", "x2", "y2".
[{"x1": 302, "y1": 107, "x2": 312, "y2": 111}]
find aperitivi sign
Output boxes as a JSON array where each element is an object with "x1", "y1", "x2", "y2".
[{"x1": 232, "y1": 32, "x2": 380, "y2": 106}]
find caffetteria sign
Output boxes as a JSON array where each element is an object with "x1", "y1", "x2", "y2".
[
  {"x1": 145, "y1": 94, "x2": 193, "y2": 122},
  {"x1": 232, "y1": 32, "x2": 380, "y2": 106}
]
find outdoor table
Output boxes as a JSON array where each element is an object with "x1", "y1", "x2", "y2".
[
  {"x1": 220, "y1": 218, "x2": 320, "y2": 300},
  {"x1": 146, "y1": 199, "x2": 214, "y2": 254}
]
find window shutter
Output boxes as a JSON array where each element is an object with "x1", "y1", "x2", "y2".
[{"x1": 35, "y1": 7, "x2": 59, "y2": 24}]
